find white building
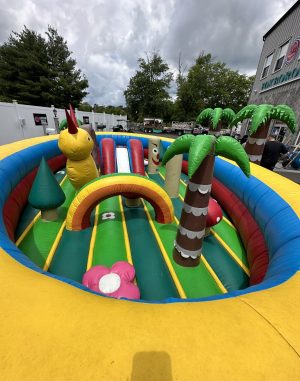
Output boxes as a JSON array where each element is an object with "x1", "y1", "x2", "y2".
[{"x1": 248, "y1": 0, "x2": 300, "y2": 145}]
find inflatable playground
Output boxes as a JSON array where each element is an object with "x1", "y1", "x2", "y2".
[{"x1": 0, "y1": 109, "x2": 300, "y2": 380}]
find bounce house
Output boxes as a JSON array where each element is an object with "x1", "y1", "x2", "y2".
[{"x1": 0, "y1": 110, "x2": 300, "y2": 379}]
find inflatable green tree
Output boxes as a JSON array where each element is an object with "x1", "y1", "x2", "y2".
[
  {"x1": 196, "y1": 108, "x2": 235, "y2": 136},
  {"x1": 28, "y1": 157, "x2": 66, "y2": 221},
  {"x1": 59, "y1": 118, "x2": 82, "y2": 131},
  {"x1": 229, "y1": 104, "x2": 297, "y2": 164},
  {"x1": 162, "y1": 134, "x2": 250, "y2": 267}
]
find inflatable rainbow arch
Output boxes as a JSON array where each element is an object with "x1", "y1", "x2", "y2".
[{"x1": 0, "y1": 132, "x2": 300, "y2": 380}]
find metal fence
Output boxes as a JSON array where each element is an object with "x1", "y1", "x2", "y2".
[{"x1": 0, "y1": 101, "x2": 127, "y2": 145}]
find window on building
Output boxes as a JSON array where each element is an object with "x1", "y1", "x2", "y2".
[
  {"x1": 261, "y1": 53, "x2": 273, "y2": 79},
  {"x1": 274, "y1": 41, "x2": 290, "y2": 72}
]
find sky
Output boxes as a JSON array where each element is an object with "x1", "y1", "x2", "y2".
[{"x1": 0, "y1": 0, "x2": 296, "y2": 106}]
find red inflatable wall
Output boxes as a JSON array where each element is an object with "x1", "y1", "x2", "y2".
[
  {"x1": 181, "y1": 160, "x2": 268, "y2": 285},
  {"x1": 211, "y1": 179, "x2": 269, "y2": 285},
  {"x1": 3, "y1": 155, "x2": 66, "y2": 242}
]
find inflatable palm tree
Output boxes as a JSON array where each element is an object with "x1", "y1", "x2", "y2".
[
  {"x1": 162, "y1": 134, "x2": 250, "y2": 267},
  {"x1": 229, "y1": 104, "x2": 297, "y2": 164},
  {"x1": 196, "y1": 107, "x2": 235, "y2": 136},
  {"x1": 59, "y1": 118, "x2": 82, "y2": 131}
]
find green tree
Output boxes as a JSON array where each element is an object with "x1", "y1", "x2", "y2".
[
  {"x1": 46, "y1": 27, "x2": 88, "y2": 107},
  {"x1": 175, "y1": 53, "x2": 254, "y2": 120},
  {"x1": 85, "y1": 103, "x2": 127, "y2": 116},
  {"x1": 230, "y1": 104, "x2": 297, "y2": 164},
  {"x1": 124, "y1": 52, "x2": 173, "y2": 121},
  {"x1": 162, "y1": 135, "x2": 250, "y2": 267},
  {"x1": 28, "y1": 157, "x2": 66, "y2": 221},
  {"x1": 0, "y1": 26, "x2": 88, "y2": 107},
  {"x1": 78, "y1": 102, "x2": 93, "y2": 112},
  {"x1": 93, "y1": 104, "x2": 106, "y2": 113},
  {"x1": 161, "y1": 99, "x2": 174, "y2": 123},
  {"x1": 0, "y1": 27, "x2": 50, "y2": 105},
  {"x1": 105, "y1": 105, "x2": 127, "y2": 115},
  {"x1": 173, "y1": 57, "x2": 197, "y2": 121}
]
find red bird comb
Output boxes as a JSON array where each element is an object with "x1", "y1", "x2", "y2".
[
  {"x1": 69, "y1": 104, "x2": 79, "y2": 127},
  {"x1": 65, "y1": 108, "x2": 78, "y2": 134}
]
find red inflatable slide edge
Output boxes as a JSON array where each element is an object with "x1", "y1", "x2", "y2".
[
  {"x1": 182, "y1": 160, "x2": 269, "y2": 285},
  {"x1": 3, "y1": 155, "x2": 66, "y2": 242},
  {"x1": 129, "y1": 139, "x2": 145, "y2": 176},
  {"x1": 100, "y1": 138, "x2": 116, "y2": 174}
]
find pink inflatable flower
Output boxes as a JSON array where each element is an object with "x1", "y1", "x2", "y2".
[{"x1": 82, "y1": 261, "x2": 140, "y2": 300}]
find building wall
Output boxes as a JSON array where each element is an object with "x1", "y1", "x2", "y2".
[
  {"x1": 0, "y1": 101, "x2": 127, "y2": 145},
  {"x1": 249, "y1": 3, "x2": 300, "y2": 145}
]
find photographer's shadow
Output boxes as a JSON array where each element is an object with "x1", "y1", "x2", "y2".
[{"x1": 130, "y1": 351, "x2": 172, "y2": 381}]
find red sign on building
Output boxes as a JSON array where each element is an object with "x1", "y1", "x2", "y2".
[{"x1": 285, "y1": 37, "x2": 300, "y2": 65}]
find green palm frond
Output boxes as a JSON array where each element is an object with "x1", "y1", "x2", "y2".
[
  {"x1": 229, "y1": 104, "x2": 257, "y2": 128},
  {"x1": 196, "y1": 108, "x2": 213, "y2": 125},
  {"x1": 222, "y1": 108, "x2": 236, "y2": 124},
  {"x1": 162, "y1": 134, "x2": 195, "y2": 166},
  {"x1": 197, "y1": 107, "x2": 236, "y2": 129},
  {"x1": 215, "y1": 136, "x2": 250, "y2": 177},
  {"x1": 271, "y1": 105, "x2": 297, "y2": 133},
  {"x1": 249, "y1": 104, "x2": 273, "y2": 134},
  {"x1": 212, "y1": 108, "x2": 223, "y2": 129},
  {"x1": 188, "y1": 135, "x2": 216, "y2": 178}
]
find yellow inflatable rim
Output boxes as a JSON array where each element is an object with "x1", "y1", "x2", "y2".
[{"x1": 0, "y1": 134, "x2": 299, "y2": 380}]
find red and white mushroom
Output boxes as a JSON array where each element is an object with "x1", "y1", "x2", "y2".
[{"x1": 205, "y1": 198, "x2": 223, "y2": 236}]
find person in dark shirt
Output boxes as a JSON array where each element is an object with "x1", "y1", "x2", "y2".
[{"x1": 260, "y1": 135, "x2": 288, "y2": 171}]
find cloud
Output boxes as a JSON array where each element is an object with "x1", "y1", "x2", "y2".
[
  {"x1": 164, "y1": 0, "x2": 294, "y2": 75},
  {"x1": 0, "y1": 0, "x2": 295, "y2": 105}
]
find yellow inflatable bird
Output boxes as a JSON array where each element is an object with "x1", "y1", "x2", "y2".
[{"x1": 58, "y1": 106, "x2": 99, "y2": 190}]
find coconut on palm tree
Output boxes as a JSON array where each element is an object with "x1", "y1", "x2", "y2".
[
  {"x1": 162, "y1": 134, "x2": 250, "y2": 267},
  {"x1": 196, "y1": 107, "x2": 236, "y2": 136},
  {"x1": 229, "y1": 104, "x2": 297, "y2": 164}
]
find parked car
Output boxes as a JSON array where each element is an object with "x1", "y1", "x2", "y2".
[
  {"x1": 45, "y1": 126, "x2": 57, "y2": 135},
  {"x1": 192, "y1": 126, "x2": 208, "y2": 135},
  {"x1": 113, "y1": 125, "x2": 124, "y2": 132}
]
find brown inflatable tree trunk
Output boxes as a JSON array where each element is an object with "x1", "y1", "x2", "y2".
[
  {"x1": 244, "y1": 121, "x2": 270, "y2": 164},
  {"x1": 173, "y1": 152, "x2": 215, "y2": 267},
  {"x1": 209, "y1": 121, "x2": 222, "y2": 137},
  {"x1": 163, "y1": 133, "x2": 250, "y2": 268}
]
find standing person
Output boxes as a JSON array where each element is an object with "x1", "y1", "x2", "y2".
[{"x1": 260, "y1": 135, "x2": 288, "y2": 171}]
